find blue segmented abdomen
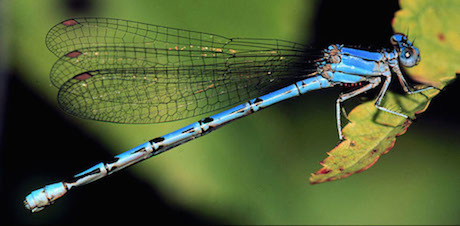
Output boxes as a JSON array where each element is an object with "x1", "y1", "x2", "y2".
[{"x1": 147, "y1": 75, "x2": 332, "y2": 157}]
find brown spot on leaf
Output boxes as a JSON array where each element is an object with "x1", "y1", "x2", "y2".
[
  {"x1": 317, "y1": 168, "x2": 332, "y2": 175},
  {"x1": 350, "y1": 141, "x2": 356, "y2": 147},
  {"x1": 437, "y1": 33, "x2": 445, "y2": 42}
]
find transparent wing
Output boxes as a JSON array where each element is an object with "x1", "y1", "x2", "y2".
[{"x1": 47, "y1": 17, "x2": 320, "y2": 123}]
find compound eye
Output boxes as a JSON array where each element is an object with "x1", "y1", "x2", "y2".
[{"x1": 399, "y1": 48, "x2": 418, "y2": 67}]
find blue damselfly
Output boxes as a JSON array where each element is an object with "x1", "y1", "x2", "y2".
[{"x1": 24, "y1": 18, "x2": 435, "y2": 212}]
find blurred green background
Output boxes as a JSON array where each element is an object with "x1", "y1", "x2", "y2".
[{"x1": 1, "y1": 0, "x2": 459, "y2": 224}]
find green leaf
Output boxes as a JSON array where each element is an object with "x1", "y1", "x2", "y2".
[
  {"x1": 310, "y1": 0, "x2": 459, "y2": 184},
  {"x1": 392, "y1": 0, "x2": 460, "y2": 87},
  {"x1": 310, "y1": 90, "x2": 438, "y2": 184}
]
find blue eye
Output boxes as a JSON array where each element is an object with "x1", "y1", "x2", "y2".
[{"x1": 399, "y1": 47, "x2": 419, "y2": 67}]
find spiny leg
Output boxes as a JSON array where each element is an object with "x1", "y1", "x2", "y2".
[
  {"x1": 391, "y1": 63, "x2": 439, "y2": 94},
  {"x1": 336, "y1": 77, "x2": 381, "y2": 140},
  {"x1": 374, "y1": 72, "x2": 410, "y2": 119}
]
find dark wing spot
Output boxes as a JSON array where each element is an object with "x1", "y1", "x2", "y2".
[
  {"x1": 65, "y1": 50, "x2": 82, "y2": 58},
  {"x1": 73, "y1": 72, "x2": 93, "y2": 81},
  {"x1": 62, "y1": 19, "x2": 79, "y2": 26}
]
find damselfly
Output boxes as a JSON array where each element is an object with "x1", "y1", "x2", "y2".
[{"x1": 24, "y1": 17, "x2": 435, "y2": 212}]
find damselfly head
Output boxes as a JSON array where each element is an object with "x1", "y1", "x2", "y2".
[{"x1": 391, "y1": 33, "x2": 420, "y2": 68}]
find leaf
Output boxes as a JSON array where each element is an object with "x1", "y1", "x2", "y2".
[
  {"x1": 310, "y1": 90, "x2": 438, "y2": 184},
  {"x1": 310, "y1": 0, "x2": 459, "y2": 184},
  {"x1": 392, "y1": 0, "x2": 460, "y2": 87}
]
